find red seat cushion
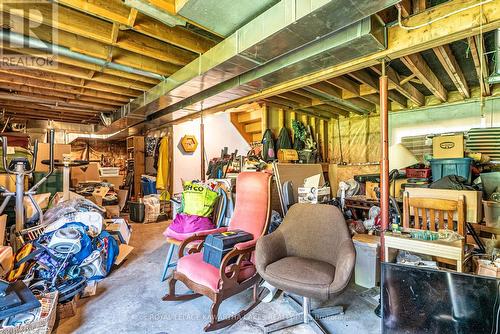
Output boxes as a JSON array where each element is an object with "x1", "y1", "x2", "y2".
[{"x1": 176, "y1": 253, "x2": 256, "y2": 292}]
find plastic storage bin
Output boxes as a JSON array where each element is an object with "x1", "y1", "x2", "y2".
[
  {"x1": 33, "y1": 171, "x2": 63, "y2": 196},
  {"x1": 430, "y1": 158, "x2": 472, "y2": 183},
  {"x1": 352, "y1": 234, "x2": 380, "y2": 288},
  {"x1": 483, "y1": 201, "x2": 500, "y2": 228},
  {"x1": 129, "y1": 201, "x2": 145, "y2": 223}
]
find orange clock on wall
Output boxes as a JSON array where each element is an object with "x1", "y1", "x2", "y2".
[{"x1": 180, "y1": 135, "x2": 198, "y2": 153}]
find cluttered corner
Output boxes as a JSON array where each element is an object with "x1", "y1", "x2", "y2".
[{"x1": 0, "y1": 195, "x2": 133, "y2": 333}]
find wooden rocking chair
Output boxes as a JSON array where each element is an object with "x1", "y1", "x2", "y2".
[{"x1": 162, "y1": 172, "x2": 271, "y2": 332}]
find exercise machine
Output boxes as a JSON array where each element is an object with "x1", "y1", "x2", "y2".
[
  {"x1": 0, "y1": 129, "x2": 55, "y2": 235},
  {"x1": 42, "y1": 154, "x2": 88, "y2": 202}
]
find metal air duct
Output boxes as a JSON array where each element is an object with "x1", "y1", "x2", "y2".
[
  {"x1": 101, "y1": 0, "x2": 398, "y2": 133},
  {"x1": 488, "y1": 29, "x2": 500, "y2": 84}
]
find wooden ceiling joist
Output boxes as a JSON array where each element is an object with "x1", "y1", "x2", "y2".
[
  {"x1": 0, "y1": 73, "x2": 130, "y2": 103},
  {"x1": 5, "y1": 15, "x2": 181, "y2": 76},
  {"x1": 0, "y1": 100, "x2": 105, "y2": 115},
  {"x1": 433, "y1": 44, "x2": 470, "y2": 98},
  {"x1": 371, "y1": 65, "x2": 425, "y2": 106},
  {"x1": 348, "y1": 69, "x2": 407, "y2": 107},
  {"x1": 55, "y1": 0, "x2": 217, "y2": 54},
  {"x1": 0, "y1": 68, "x2": 140, "y2": 98},
  {"x1": 0, "y1": 93, "x2": 116, "y2": 112},
  {"x1": 468, "y1": 35, "x2": 491, "y2": 96},
  {"x1": 2, "y1": 3, "x2": 197, "y2": 67},
  {"x1": 1, "y1": 108, "x2": 97, "y2": 123},
  {"x1": 401, "y1": 53, "x2": 448, "y2": 102}
]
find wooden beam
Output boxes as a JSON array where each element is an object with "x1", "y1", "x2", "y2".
[
  {"x1": 468, "y1": 35, "x2": 491, "y2": 96},
  {"x1": 412, "y1": 0, "x2": 427, "y2": 13},
  {"x1": 371, "y1": 65, "x2": 425, "y2": 106},
  {"x1": 127, "y1": 8, "x2": 138, "y2": 27},
  {"x1": 0, "y1": 92, "x2": 116, "y2": 112},
  {"x1": 5, "y1": 14, "x2": 182, "y2": 75},
  {"x1": 3, "y1": 46, "x2": 159, "y2": 85},
  {"x1": 0, "y1": 68, "x2": 140, "y2": 97},
  {"x1": 433, "y1": 44, "x2": 470, "y2": 98},
  {"x1": 0, "y1": 73, "x2": 130, "y2": 103},
  {"x1": 349, "y1": 69, "x2": 408, "y2": 107},
  {"x1": 277, "y1": 92, "x2": 312, "y2": 106},
  {"x1": 185, "y1": 0, "x2": 500, "y2": 117},
  {"x1": 313, "y1": 104, "x2": 349, "y2": 117},
  {"x1": 110, "y1": 22, "x2": 120, "y2": 44},
  {"x1": 55, "y1": 0, "x2": 217, "y2": 54},
  {"x1": 400, "y1": 0, "x2": 412, "y2": 17},
  {"x1": 401, "y1": 53, "x2": 448, "y2": 101}
]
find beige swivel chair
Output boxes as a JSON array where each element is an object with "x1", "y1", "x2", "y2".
[{"x1": 256, "y1": 203, "x2": 355, "y2": 333}]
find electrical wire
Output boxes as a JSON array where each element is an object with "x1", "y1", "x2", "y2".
[{"x1": 396, "y1": 0, "x2": 493, "y2": 31}]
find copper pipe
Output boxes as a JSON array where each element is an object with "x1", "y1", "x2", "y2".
[
  {"x1": 200, "y1": 121, "x2": 205, "y2": 181},
  {"x1": 379, "y1": 61, "x2": 390, "y2": 262}
]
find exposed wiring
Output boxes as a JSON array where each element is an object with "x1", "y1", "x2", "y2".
[{"x1": 396, "y1": 0, "x2": 493, "y2": 31}]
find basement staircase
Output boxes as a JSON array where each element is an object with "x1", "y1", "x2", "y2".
[{"x1": 229, "y1": 103, "x2": 266, "y2": 144}]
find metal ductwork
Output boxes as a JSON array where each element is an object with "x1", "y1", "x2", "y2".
[
  {"x1": 101, "y1": 0, "x2": 398, "y2": 133},
  {"x1": 488, "y1": 29, "x2": 500, "y2": 84}
]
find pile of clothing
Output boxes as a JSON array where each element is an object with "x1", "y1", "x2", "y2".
[
  {"x1": 7, "y1": 198, "x2": 119, "y2": 309},
  {"x1": 164, "y1": 181, "x2": 221, "y2": 240}
]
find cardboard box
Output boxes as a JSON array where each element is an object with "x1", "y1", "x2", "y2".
[
  {"x1": 104, "y1": 205, "x2": 120, "y2": 219},
  {"x1": 105, "y1": 218, "x2": 131, "y2": 244},
  {"x1": 35, "y1": 143, "x2": 71, "y2": 172},
  {"x1": 366, "y1": 179, "x2": 407, "y2": 200},
  {"x1": 57, "y1": 295, "x2": 79, "y2": 319},
  {"x1": 99, "y1": 175, "x2": 124, "y2": 188},
  {"x1": 71, "y1": 162, "x2": 100, "y2": 186},
  {"x1": 0, "y1": 173, "x2": 28, "y2": 192},
  {"x1": 297, "y1": 173, "x2": 331, "y2": 204},
  {"x1": 115, "y1": 244, "x2": 134, "y2": 265},
  {"x1": 298, "y1": 187, "x2": 331, "y2": 204},
  {"x1": 23, "y1": 193, "x2": 50, "y2": 220},
  {"x1": 433, "y1": 134, "x2": 464, "y2": 159},
  {"x1": 405, "y1": 187, "x2": 482, "y2": 223}
]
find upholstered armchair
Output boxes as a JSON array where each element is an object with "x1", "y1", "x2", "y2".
[
  {"x1": 256, "y1": 203, "x2": 355, "y2": 333},
  {"x1": 162, "y1": 172, "x2": 271, "y2": 332}
]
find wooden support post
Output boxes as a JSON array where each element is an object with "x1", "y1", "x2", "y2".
[
  {"x1": 278, "y1": 108, "x2": 284, "y2": 128},
  {"x1": 328, "y1": 118, "x2": 335, "y2": 162},
  {"x1": 319, "y1": 119, "x2": 326, "y2": 162},
  {"x1": 289, "y1": 111, "x2": 296, "y2": 143},
  {"x1": 261, "y1": 104, "x2": 268, "y2": 134},
  {"x1": 380, "y1": 61, "x2": 390, "y2": 262}
]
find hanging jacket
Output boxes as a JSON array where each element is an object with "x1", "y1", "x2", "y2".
[
  {"x1": 276, "y1": 127, "x2": 292, "y2": 150},
  {"x1": 156, "y1": 136, "x2": 169, "y2": 190},
  {"x1": 261, "y1": 129, "x2": 276, "y2": 162}
]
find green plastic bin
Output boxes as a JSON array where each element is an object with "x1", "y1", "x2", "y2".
[
  {"x1": 33, "y1": 171, "x2": 63, "y2": 196},
  {"x1": 430, "y1": 158, "x2": 473, "y2": 183}
]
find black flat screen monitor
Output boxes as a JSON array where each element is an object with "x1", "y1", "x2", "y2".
[{"x1": 382, "y1": 262, "x2": 500, "y2": 334}]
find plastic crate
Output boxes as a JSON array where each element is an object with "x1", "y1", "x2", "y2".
[
  {"x1": 430, "y1": 158, "x2": 473, "y2": 183},
  {"x1": 405, "y1": 168, "x2": 431, "y2": 179}
]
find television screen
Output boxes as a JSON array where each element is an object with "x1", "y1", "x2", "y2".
[{"x1": 382, "y1": 262, "x2": 500, "y2": 334}]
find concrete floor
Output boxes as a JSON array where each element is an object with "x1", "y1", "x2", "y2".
[{"x1": 56, "y1": 222, "x2": 381, "y2": 334}]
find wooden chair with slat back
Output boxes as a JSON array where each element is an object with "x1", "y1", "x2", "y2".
[
  {"x1": 403, "y1": 192, "x2": 466, "y2": 236},
  {"x1": 399, "y1": 191, "x2": 467, "y2": 270}
]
